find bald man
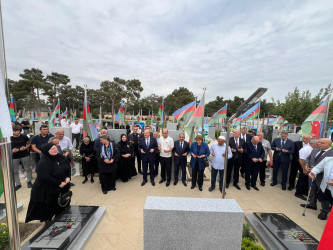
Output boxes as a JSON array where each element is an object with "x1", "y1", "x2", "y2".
[
  {"x1": 244, "y1": 136, "x2": 265, "y2": 190},
  {"x1": 56, "y1": 129, "x2": 73, "y2": 154}
]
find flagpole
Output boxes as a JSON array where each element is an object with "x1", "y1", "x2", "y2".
[
  {"x1": 322, "y1": 91, "x2": 332, "y2": 138},
  {"x1": 201, "y1": 88, "x2": 206, "y2": 141}
]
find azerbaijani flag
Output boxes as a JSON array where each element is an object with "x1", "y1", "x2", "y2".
[
  {"x1": 301, "y1": 98, "x2": 328, "y2": 138},
  {"x1": 99, "y1": 106, "x2": 102, "y2": 127},
  {"x1": 234, "y1": 102, "x2": 260, "y2": 124},
  {"x1": 49, "y1": 100, "x2": 60, "y2": 127},
  {"x1": 204, "y1": 116, "x2": 209, "y2": 125},
  {"x1": 185, "y1": 99, "x2": 203, "y2": 145},
  {"x1": 83, "y1": 97, "x2": 99, "y2": 140},
  {"x1": 268, "y1": 116, "x2": 284, "y2": 125},
  {"x1": 115, "y1": 101, "x2": 124, "y2": 124},
  {"x1": 158, "y1": 100, "x2": 164, "y2": 125},
  {"x1": 9, "y1": 95, "x2": 16, "y2": 122},
  {"x1": 172, "y1": 100, "x2": 196, "y2": 121},
  {"x1": 57, "y1": 108, "x2": 68, "y2": 121},
  {"x1": 208, "y1": 105, "x2": 227, "y2": 125},
  {"x1": 135, "y1": 111, "x2": 141, "y2": 121},
  {"x1": 151, "y1": 111, "x2": 154, "y2": 124}
]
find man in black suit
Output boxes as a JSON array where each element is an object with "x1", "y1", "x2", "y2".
[
  {"x1": 270, "y1": 131, "x2": 295, "y2": 190},
  {"x1": 301, "y1": 138, "x2": 333, "y2": 220},
  {"x1": 128, "y1": 126, "x2": 142, "y2": 174},
  {"x1": 244, "y1": 136, "x2": 265, "y2": 191},
  {"x1": 138, "y1": 129, "x2": 158, "y2": 186},
  {"x1": 240, "y1": 127, "x2": 252, "y2": 178},
  {"x1": 173, "y1": 132, "x2": 190, "y2": 186},
  {"x1": 288, "y1": 134, "x2": 311, "y2": 190},
  {"x1": 226, "y1": 129, "x2": 245, "y2": 190}
]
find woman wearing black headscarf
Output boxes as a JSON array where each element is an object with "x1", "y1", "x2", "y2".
[
  {"x1": 98, "y1": 135, "x2": 119, "y2": 194},
  {"x1": 80, "y1": 136, "x2": 97, "y2": 184},
  {"x1": 25, "y1": 143, "x2": 71, "y2": 222},
  {"x1": 117, "y1": 134, "x2": 135, "y2": 182}
]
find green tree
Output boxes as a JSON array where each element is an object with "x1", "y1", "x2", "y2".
[
  {"x1": 205, "y1": 96, "x2": 226, "y2": 116},
  {"x1": 122, "y1": 79, "x2": 143, "y2": 117},
  {"x1": 164, "y1": 87, "x2": 195, "y2": 115},
  {"x1": 45, "y1": 72, "x2": 70, "y2": 109}
]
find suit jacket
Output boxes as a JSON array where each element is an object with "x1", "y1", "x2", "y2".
[
  {"x1": 271, "y1": 138, "x2": 294, "y2": 163},
  {"x1": 291, "y1": 141, "x2": 304, "y2": 165},
  {"x1": 306, "y1": 148, "x2": 333, "y2": 167},
  {"x1": 138, "y1": 137, "x2": 158, "y2": 161},
  {"x1": 311, "y1": 156, "x2": 333, "y2": 196},
  {"x1": 173, "y1": 140, "x2": 190, "y2": 166},
  {"x1": 240, "y1": 133, "x2": 252, "y2": 143},
  {"x1": 245, "y1": 141, "x2": 265, "y2": 166},
  {"x1": 189, "y1": 142, "x2": 210, "y2": 171},
  {"x1": 229, "y1": 137, "x2": 246, "y2": 160}
]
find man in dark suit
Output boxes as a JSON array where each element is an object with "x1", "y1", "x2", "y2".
[
  {"x1": 244, "y1": 136, "x2": 265, "y2": 191},
  {"x1": 226, "y1": 129, "x2": 245, "y2": 190},
  {"x1": 173, "y1": 132, "x2": 190, "y2": 186},
  {"x1": 128, "y1": 126, "x2": 142, "y2": 174},
  {"x1": 240, "y1": 127, "x2": 252, "y2": 178},
  {"x1": 301, "y1": 138, "x2": 333, "y2": 220},
  {"x1": 288, "y1": 134, "x2": 311, "y2": 190},
  {"x1": 270, "y1": 131, "x2": 295, "y2": 190},
  {"x1": 138, "y1": 129, "x2": 158, "y2": 186}
]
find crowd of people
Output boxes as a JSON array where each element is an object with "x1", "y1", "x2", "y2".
[{"x1": 9, "y1": 119, "x2": 333, "y2": 223}]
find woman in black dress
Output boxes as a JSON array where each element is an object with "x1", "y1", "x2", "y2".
[
  {"x1": 80, "y1": 136, "x2": 97, "y2": 184},
  {"x1": 117, "y1": 134, "x2": 135, "y2": 182},
  {"x1": 98, "y1": 135, "x2": 119, "y2": 194},
  {"x1": 25, "y1": 143, "x2": 71, "y2": 222}
]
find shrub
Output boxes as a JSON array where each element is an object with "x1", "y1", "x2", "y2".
[
  {"x1": 0, "y1": 223, "x2": 9, "y2": 248},
  {"x1": 242, "y1": 223, "x2": 258, "y2": 243},
  {"x1": 241, "y1": 238, "x2": 264, "y2": 250}
]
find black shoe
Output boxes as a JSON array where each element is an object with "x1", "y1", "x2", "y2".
[
  {"x1": 241, "y1": 173, "x2": 245, "y2": 178},
  {"x1": 15, "y1": 185, "x2": 22, "y2": 191},
  {"x1": 318, "y1": 212, "x2": 328, "y2": 220},
  {"x1": 27, "y1": 182, "x2": 32, "y2": 188},
  {"x1": 260, "y1": 182, "x2": 265, "y2": 187},
  {"x1": 209, "y1": 187, "x2": 215, "y2": 192},
  {"x1": 103, "y1": 191, "x2": 108, "y2": 194},
  {"x1": 300, "y1": 204, "x2": 317, "y2": 210},
  {"x1": 282, "y1": 185, "x2": 286, "y2": 191},
  {"x1": 141, "y1": 180, "x2": 147, "y2": 186},
  {"x1": 70, "y1": 183, "x2": 75, "y2": 187},
  {"x1": 199, "y1": 187, "x2": 202, "y2": 191},
  {"x1": 174, "y1": 181, "x2": 178, "y2": 186},
  {"x1": 288, "y1": 186, "x2": 294, "y2": 191},
  {"x1": 252, "y1": 186, "x2": 259, "y2": 191},
  {"x1": 219, "y1": 188, "x2": 222, "y2": 193},
  {"x1": 147, "y1": 172, "x2": 150, "y2": 175},
  {"x1": 82, "y1": 178, "x2": 88, "y2": 184},
  {"x1": 233, "y1": 184, "x2": 241, "y2": 190},
  {"x1": 138, "y1": 171, "x2": 143, "y2": 175},
  {"x1": 226, "y1": 183, "x2": 229, "y2": 188},
  {"x1": 246, "y1": 185, "x2": 251, "y2": 190},
  {"x1": 151, "y1": 181, "x2": 155, "y2": 186},
  {"x1": 295, "y1": 194, "x2": 307, "y2": 201},
  {"x1": 159, "y1": 179, "x2": 165, "y2": 184},
  {"x1": 166, "y1": 181, "x2": 170, "y2": 187},
  {"x1": 270, "y1": 182, "x2": 277, "y2": 186},
  {"x1": 112, "y1": 187, "x2": 116, "y2": 191},
  {"x1": 191, "y1": 185, "x2": 196, "y2": 189},
  {"x1": 91, "y1": 178, "x2": 94, "y2": 183},
  {"x1": 182, "y1": 181, "x2": 187, "y2": 187}
]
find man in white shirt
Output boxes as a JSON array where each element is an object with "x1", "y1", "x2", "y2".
[
  {"x1": 209, "y1": 136, "x2": 232, "y2": 193},
  {"x1": 61, "y1": 117, "x2": 68, "y2": 127},
  {"x1": 158, "y1": 129, "x2": 174, "y2": 186},
  {"x1": 55, "y1": 129, "x2": 73, "y2": 156},
  {"x1": 70, "y1": 118, "x2": 83, "y2": 149}
]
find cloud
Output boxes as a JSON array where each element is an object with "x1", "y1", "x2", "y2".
[{"x1": 3, "y1": 0, "x2": 333, "y2": 105}]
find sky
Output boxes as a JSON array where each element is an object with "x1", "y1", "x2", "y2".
[{"x1": 2, "y1": 0, "x2": 333, "y2": 103}]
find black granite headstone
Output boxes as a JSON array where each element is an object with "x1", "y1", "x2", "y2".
[
  {"x1": 254, "y1": 212, "x2": 319, "y2": 250},
  {"x1": 22, "y1": 206, "x2": 98, "y2": 250}
]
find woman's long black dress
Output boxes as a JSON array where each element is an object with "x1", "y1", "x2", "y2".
[
  {"x1": 25, "y1": 152, "x2": 71, "y2": 222},
  {"x1": 116, "y1": 141, "x2": 135, "y2": 182},
  {"x1": 80, "y1": 141, "x2": 98, "y2": 177}
]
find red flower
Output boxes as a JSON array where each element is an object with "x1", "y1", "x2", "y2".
[
  {"x1": 67, "y1": 225, "x2": 72, "y2": 229},
  {"x1": 71, "y1": 160, "x2": 74, "y2": 164},
  {"x1": 299, "y1": 237, "x2": 304, "y2": 241},
  {"x1": 53, "y1": 230, "x2": 57, "y2": 234}
]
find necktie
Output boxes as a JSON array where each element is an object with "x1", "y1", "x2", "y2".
[
  {"x1": 255, "y1": 145, "x2": 257, "y2": 152},
  {"x1": 315, "y1": 151, "x2": 325, "y2": 164},
  {"x1": 181, "y1": 142, "x2": 183, "y2": 149},
  {"x1": 146, "y1": 139, "x2": 149, "y2": 148},
  {"x1": 282, "y1": 140, "x2": 285, "y2": 148},
  {"x1": 235, "y1": 139, "x2": 239, "y2": 148}
]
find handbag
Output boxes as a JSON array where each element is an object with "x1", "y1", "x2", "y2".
[
  {"x1": 58, "y1": 191, "x2": 72, "y2": 207},
  {"x1": 203, "y1": 158, "x2": 209, "y2": 168}
]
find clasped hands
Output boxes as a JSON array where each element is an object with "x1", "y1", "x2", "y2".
[
  {"x1": 252, "y1": 158, "x2": 263, "y2": 163},
  {"x1": 192, "y1": 154, "x2": 205, "y2": 158},
  {"x1": 12, "y1": 146, "x2": 27, "y2": 153},
  {"x1": 141, "y1": 149, "x2": 154, "y2": 154},
  {"x1": 59, "y1": 177, "x2": 71, "y2": 188},
  {"x1": 104, "y1": 158, "x2": 114, "y2": 164},
  {"x1": 275, "y1": 147, "x2": 288, "y2": 153},
  {"x1": 122, "y1": 153, "x2": 131, "y2": 158},
  {"x1": 174, "y1": 152, "x2": 187, "y2": 157},
  {"x1": 231, "y1": 147, "x2": 243, "y2": 153},
  {"x1": 211, "y1": 152, "x2": 226, "y2": 157}
]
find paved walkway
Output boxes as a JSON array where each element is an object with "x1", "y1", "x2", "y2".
[{"x1": 5, "y1": 168, "x2": 328, "y2": 249}]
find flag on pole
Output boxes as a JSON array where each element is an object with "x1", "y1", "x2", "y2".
[
  {"x1": 31, "y1": 112, "x2": 35, "y2": 121},
  {"x1": 9, "y1": 95, "x2": 16, "y2": 122},
  {"x1": 268, "y1": 116, "x2": 284, "y2": 125},
  {"x1": 135, "y1": 111, "x2": 141, "y2": 121},
  {"x1": 99, "y1": 106, "x2": 102, "y2": 127},
  {"x1": 57, "y1": 108, "x2": 68, "y2": 121},
  {"x1": 300, "y1": 98, "x2": 328, "y2": 138},
  {"x1": 204, "y1": 116, "x2": 209, "y2": 125},
  {"x1": 208, "y1": 105, "x2": 227, "y2": 125},
  {"x1": 49, "y1": 100, "x2": 60, "y2": 127},
  {"x1": 234, "y1": 102, "x2": 260, "y2": 124},
  {"x1": 185, "y1": 99, "x2": 203, "y2": 145},
  {"x1": 172, "y1": 101, "x2": 196, "y2": 121},
  {"x1": 151, "y1": 111, "x2": 154, "y2": 124},
  {"x1": 115, "y1": 101, "x2": 124, "y2": 124},
  {"x1": 158, "y1": 100, "x2": 164, "y2": 125},
  {"x1": 83, "y1": 94, "x2": 99, "y2": 140}
]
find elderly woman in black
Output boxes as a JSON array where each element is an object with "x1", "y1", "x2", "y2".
[
  {"x1": 25, "y1": 143, "x2": 71, "y2": 222},
  {"x1": 117, "y1": 134, "x2": 135, "y2": 182},
  {"x1": 98, "y1": 135, "x2": 119, "y2": 194},
  {"x1": 80, "y1": 136, "x2": 97, "y2": 184}
]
